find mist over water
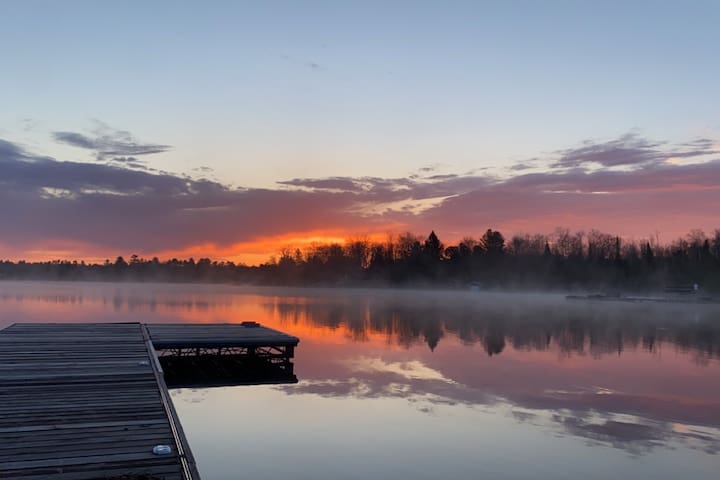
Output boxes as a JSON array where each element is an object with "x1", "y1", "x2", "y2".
[{"x1": 1, "y1": 281, "x2": 718, "y2": 479}]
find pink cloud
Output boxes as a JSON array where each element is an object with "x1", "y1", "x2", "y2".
[{"x1": 2, "y1": 132, "x2": 719, "y2": 261}]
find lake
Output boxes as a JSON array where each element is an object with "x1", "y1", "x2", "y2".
[{"x1": 1, "y1": 281, "x2": 718, "y2": 479}]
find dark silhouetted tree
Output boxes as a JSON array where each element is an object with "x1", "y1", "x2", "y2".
[
  {"x1": 480, "y1": 229, "x2": 505, "y2": 255},
  {"x1": 423, "y1": 231, "x2": 443, "y2": 260}
]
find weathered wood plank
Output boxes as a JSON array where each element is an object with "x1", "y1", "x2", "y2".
[
  {"x1": 146, "y1": 322, "x2": 299, "y2": 349},
  {"x1": 0, "y1": 323, "x2": 195, "y2": 480},
  {"x1": 0, "y1": 321, "x2": 299, "y2": 479},
  {"x1": 2, "y1": 464, "x2": 184, "y2": 480}
]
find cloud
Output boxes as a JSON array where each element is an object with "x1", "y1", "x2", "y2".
[
  {"x1": 550, "y1": 132, "x2": 717, "y2": 169},
  {"x1": 0, "y1": 139, "x2": 369, "y2": 255},
  {"x1": 280, "y1": 54, "x2": 324, "y2": 71},
  {"x1": 278, "y1": 177, "x2": 373, "y2": 193},
  {"x1": 53, "y1": 132, "x2": 96, "y2": 149},
  {"x1": 0, "y1": 142, "x2": 189, "y2": 197},
  {"x1": 20, "y1": 118, "x2": 40, "y2": 132},
  {"x1": 680, "y1": 137, "x2": 715, "y2": 150},
  {"x1": 509, "y1": 162, "x2": 534, "y2": 171},
  {"x1": 2, "y1": 131, "x2": 720, "y2": 260},
  {"x1": 552, "y1": 132, "x2": 664, "y2": 168},
  {"x1": 279, "y1": 174, "x2": 489, "y2": 203},
  {"x1": 0, "y1": 138, "x2": 28, "y2": 159},
  {"x1": 52, "y1": 123, "x2": 170, "y2": 164}
]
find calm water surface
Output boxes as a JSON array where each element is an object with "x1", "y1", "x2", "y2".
[{"x1": 1, "y1": 282, "x2": 719, "y2": 479}]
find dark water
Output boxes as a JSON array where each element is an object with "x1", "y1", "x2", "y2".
[{"x1": 1, "y1": 282, "x2": 719, "y2": 479}]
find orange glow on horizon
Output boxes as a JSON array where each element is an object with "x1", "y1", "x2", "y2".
[
  {"x1": 3, "y1": 229, "x2": 398, "y2": 266},
  {"x1": 149, "y1": 229, "x2": 393, "y2": 265},
  {"x1": 4, "y1": 213, "x2": 719, "y2": 266}
]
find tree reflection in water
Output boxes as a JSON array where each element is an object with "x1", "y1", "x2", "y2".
[
  {"x1": 2, "y1": 284, "x2": 719, "y2": 460},
  {"x1": 261, "y1": 291, "x2": 720, "y2": 360}
]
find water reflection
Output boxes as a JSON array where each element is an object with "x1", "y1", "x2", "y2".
[
  {"x1": 160, "y1": 354, "x2": 298, "y2": 388},
  {"x1": 263, "y1": 292, "x2": 720, "y2": 361},
  {"x1": 1, "y1": 282, "x2": 719, "y2": 477},
  {"x1": 275, "y1": 357, "x2": 720, "y2": 456},
  {"x1": 4, "y1": 285, "x2": 719, "y2": 360}
]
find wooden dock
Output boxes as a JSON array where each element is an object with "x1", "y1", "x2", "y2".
[
  {"x1": 147, "y1": 323, "x2": 299, "y2": 389},
  {"x1": 0, "y1": 322, "x2": 299, "y2": 480},
  {"x1": 147, "y1": 322, "x2": 298, "y2": 352}
]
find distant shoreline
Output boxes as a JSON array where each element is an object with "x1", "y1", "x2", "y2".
[{"x1": 1, "y1": 277, "x2": 716, "y2": 303}]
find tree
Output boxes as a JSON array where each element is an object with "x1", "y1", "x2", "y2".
[
  {"x1": 396, "y1": 232, "x2": 422, "y2": 263},
  {"x1": 423, "y1": 231, "x2": 443, "y2": 260},
  {"x1": 587, "y1": 229, "x2": 615, "y2": 261},
  {"x1": 444, "y1": 245, "x2": 460, "y2": 262},
  {"x1": 711, "y1": 229, "x2": 720, "y2": 259},
  {"x1": 459, "y1": 237, "x2": 478, "y2": 257},
  {"x1": 687, "y1": 229, "x2": 708, "y2": 262},
  {"x1": 509, "y1": 233, "x2": 549, "y2": 256},
  {"x1": 642, "y1": 242, "x2": 655, "y2": 266},
  {"x1": 553, "y1": 228, "x2": 583, "y2": 258},
  {"x1": 480, "y1": 229, "x2": 505, "y2": 255},
  {"x1": 346, "y1": 239, "x2": 371, "y2": 269}
]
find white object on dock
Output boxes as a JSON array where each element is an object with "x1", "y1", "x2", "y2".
[{"x1": 153, "y1": 444, "x2": 173, "y2": 455}]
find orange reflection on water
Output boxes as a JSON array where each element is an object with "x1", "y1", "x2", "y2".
[{"x1": 2, "y1": 282, "x2": 719, "y2": 434}]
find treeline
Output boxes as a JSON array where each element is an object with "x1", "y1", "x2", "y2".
[
  {"x1": 262, "y1": 228, "x2": 720, "y2": 291},
  {"x1": 2, "y1": 227, "x2": 720, "y2": 292},
  {"x1": 0, "y1": 256, "x2": 242, "y2": 284}
]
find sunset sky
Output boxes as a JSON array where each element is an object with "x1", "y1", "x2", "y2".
[{"x1": 1, "y1": 1, "x2": 719, "y2": 264}]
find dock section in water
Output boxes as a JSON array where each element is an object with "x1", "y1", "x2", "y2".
[
  {"x1": 147, "y1": 323, "x2": 299, "y2": 388},
  {"x1": 0, "y1": 322, "x2": 299, "y2": 479}
]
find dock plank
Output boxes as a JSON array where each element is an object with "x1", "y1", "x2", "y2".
[
  {"x1": 146, "y1": 323, "x2": 299, "y2": 349},
  {"x1": 0, "y1": 323, "x2": 198, "y2": 480},
  {"x1": 1, "y1": 321, "x2": 299, "y2": 479}
]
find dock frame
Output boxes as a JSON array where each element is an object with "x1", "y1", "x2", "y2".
[{"x1": 0, "y1": 322, "x2": 299, "y2": 480}]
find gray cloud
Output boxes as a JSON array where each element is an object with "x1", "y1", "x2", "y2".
[
  {"x1": 681, "y1": 138, "x2": 715, "y2": 149},
  {"x1": 0, "y1": 139, "x2": 28, "y2": 159},
  {"x1": 1, "y1": 131, "x2": 719, "y2": 256},
  {"x1": 278, "y1": 177, "x2": 373, "y2": 193},
  {"x1": 0, "y1": 142, "x2": 189, "y2": 197},
  {"x1": 52, "y1": 125, "x2": 170, "y2": 163},
  {"x1": 278, "y1": 175, "x2": 489, "y2": 203},
  {"x1": 509, "y1": 162, "x2": 534, "y2": 171},
  {"x1": 552, "y1": 132, "x2": 665, "y2": 169},
  {"x1": 550, "y1": 132, "x2": 717, "y2": 170},
  {"x1": 105, "y1": 156, "x2": 149, "y2": 169},
  {"x1": 53, "y1": 132, "x2": 96, "y2": 149},
  {"x1": 0, "y1": 139, "x2": 367, "y2": 252}
]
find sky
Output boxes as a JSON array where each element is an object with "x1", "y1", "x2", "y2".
[{"x1": 1, "y1": 0, "x2": 719, "y2": 264}]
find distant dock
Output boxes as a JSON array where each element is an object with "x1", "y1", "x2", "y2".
[
  {"x1": 0, "y1": 322, "x2": 300, "y2": 479},
  {"x1": 566, "y1": 293, "x2": 720, "y2": 305}
]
